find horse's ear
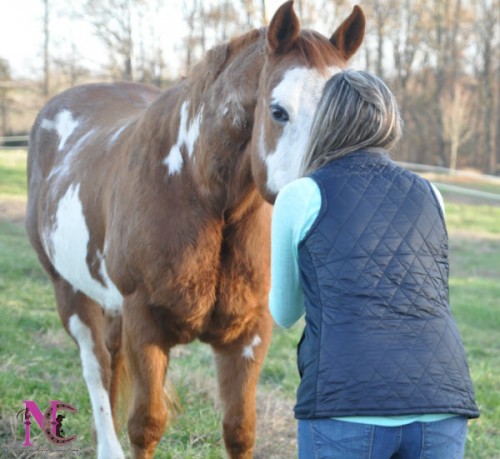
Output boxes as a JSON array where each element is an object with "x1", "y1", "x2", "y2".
[
  {"x1": 330, "y1": 5, "x2": 366, "y2": 61},
  {"x1": 267, "y1": 1, "x2": 300, "y2": 54}
]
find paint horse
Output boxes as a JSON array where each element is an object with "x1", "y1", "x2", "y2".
[{"x1": 26, "y1": 2, "x2": 365, "y2": 458}]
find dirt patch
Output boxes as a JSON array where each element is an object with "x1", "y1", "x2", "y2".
[
  {"x1": 0, "y1": 197, "x2": 26, "y2": 225},
  {"x1": 255, "y1": 390, "x2": 297, "y2": 459},
  {"x1": 169, "y1": 345, "x2": 298, "y2": 458}
]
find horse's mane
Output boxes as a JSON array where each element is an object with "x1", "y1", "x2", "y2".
[
  {"x1": 189, "y1": 28, "x2": 265, "y2": 94},
  {"x1": 188, "y1": 27, "x2": 340, "y2": 98}
]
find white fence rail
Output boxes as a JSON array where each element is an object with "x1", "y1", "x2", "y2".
[
  {"x1": 0, "y1": 135, "x2": 29, "y2": 150},
  {"x1": 397, "y1": 161, "x2": 500, "y2": 203},
  {"x1": 397, "y1": 161, "x2": 500, "y2": 185},
  {"x1": 432, "y1": 182, "x2": 500, "y2": 202},
  {"x1": 0, "y1": 143, "x2": 498, "y2": 202}
]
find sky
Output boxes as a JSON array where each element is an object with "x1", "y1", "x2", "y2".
[{"x1": 0, "y1": 0, "x2": 287, "y2": 79}]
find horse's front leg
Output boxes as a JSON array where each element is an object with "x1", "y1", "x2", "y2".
[
  {"x1": 123, "y1": 293, "x2": 169, "y2": 459},
  {"x1": 212, "y1": 307, "x2": 273, "y2": 459}
]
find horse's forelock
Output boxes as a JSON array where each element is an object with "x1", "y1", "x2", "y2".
[{"x1": 295, "y1": 30, "x2": 346, "y2": 71}]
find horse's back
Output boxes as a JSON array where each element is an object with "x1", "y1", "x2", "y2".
[
  {"x1": 28, "y1": 82, "x2": 160, "y2": 171},
  {"x1": 26, "y1": 82, "x2": 161, "y2": 302}
]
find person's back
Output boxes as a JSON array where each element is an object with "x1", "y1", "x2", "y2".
[{"x1": 270, "y1": 70, "x2": 479, "y2": 459}]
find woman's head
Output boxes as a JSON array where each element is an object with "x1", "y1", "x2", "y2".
[{"x1": 301, "y1": 69, "x2": 403, "y2": 175}]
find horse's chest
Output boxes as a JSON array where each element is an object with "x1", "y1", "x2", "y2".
[{"x1": 149, "y1": 239, "x2": 223, "y2": 311}]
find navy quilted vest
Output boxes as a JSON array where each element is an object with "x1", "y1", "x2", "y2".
[{"x1": 295, "y1": 151, "x2": 479, "y2": 420}]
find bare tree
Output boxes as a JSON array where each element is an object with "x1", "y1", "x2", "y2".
[
  {"x1": 0, "y1": 58, "x2": 11, "y2": 137},
  {"x1": 240, "y1": 0, "x2": 268, "y2": 27},
  {"x1": 241, "y1": 0, "x2": 255, "y2": 27},
  {"x1": 53, "y1": 43, "x2": 89, "y2": 87},
  {"x1": 362, "y1": 0, "x2": 398, "y2": 78},
  {"x1": 135, "y1": 0, "x2": 167, "y2": 85},
  {"x1": 43, "y1": 0, "x2": 50, "y2": 99},
  {"x1": 392, "y1": 0, "x2": 424, "y2": 102},
  {"x1": 205, "y1": 1, "x2": 240, "y2": 44},
  {"x1": 182, "y1": 0, "x2": 203, "y2": 73},
  {"x1": 442, "y1": 82, "x2": 475, "y2": 170},
  {"x1": 429, "y1": 0, "x2": 468, "y2": 165},
  {"x1": 474, "y1": 0, "x2": 499, "y2": 173},
  {"x1": 82, "y1": 0, "x2": 143, "y2": 81}
]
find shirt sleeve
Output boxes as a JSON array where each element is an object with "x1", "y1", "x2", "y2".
[
  {"x1": 270, "y1": 177, "x2": 322, "y2": 329},
  {"x1": 430, "y1": 182, "x2": 446, "y2": 218}
]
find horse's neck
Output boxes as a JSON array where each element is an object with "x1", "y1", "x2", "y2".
[{"x1": 134, "y1": 35, "x2": 265, "y2": 217}]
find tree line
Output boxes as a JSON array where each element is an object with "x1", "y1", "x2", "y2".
[{"x1": 0, "y1": 0, "x2": 498, "y2": 174}]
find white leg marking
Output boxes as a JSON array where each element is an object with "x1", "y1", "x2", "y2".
[
  {"x1": 68, "y1": 315, "x2": 125, "y2": 459},
  {"x1": 242, "y1": 334, "x2": 263, "y2": 360},
  {"x1": 41, "y1": 109, "x2": 79, "y2": 151},
  {"x1": 262, "y1": 66, "x2": 340, "y2": 193},
  {"x1": 163, "y1": 101, "x2": 203, "y2": 175},
  {"x1": 43, "y1": 184, "x2": 123, "y2": 313}
]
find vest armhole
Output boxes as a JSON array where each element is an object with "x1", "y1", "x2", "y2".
[
  {"x1": 298, "y1": 176, "x2": 328, "y2": 250},
  {"x1": 426, "y1": 180, "x2": 448, "y2": 232}
]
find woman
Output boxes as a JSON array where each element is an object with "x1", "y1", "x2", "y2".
[{"x1": 270, "y1": 70, "x2": 479, "y2": 459}]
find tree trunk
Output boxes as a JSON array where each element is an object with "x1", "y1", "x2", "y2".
[{"x1": 43, "y1": 0, "x2": 50, "y2": 99}]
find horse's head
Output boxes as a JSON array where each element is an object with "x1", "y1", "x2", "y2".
[{"x1": 250, "y1": 1, "x2": 365, "y2": 203}]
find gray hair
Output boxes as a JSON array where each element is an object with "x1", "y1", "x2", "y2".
[{"x1": 301, "y1": 69, "x2": 403, "y2": 175}]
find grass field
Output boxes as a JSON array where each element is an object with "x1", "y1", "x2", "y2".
[{"x1": 0, "y1": 150, "x2": 499, "y2": 458}]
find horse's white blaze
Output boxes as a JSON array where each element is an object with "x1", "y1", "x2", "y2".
[
  {"x1": 164, "y1": 101, "x2": 203, "y2": 175},
  {"x1": 43, "y1": 184, "x2": 123, "y2": 314},
  {"x1": 41, "y1": 109, "x2": 79, "y2": 151},
  {"x1": 242, "y1": 334, "x2": 262, "y2": 360},
  {"x1": 262, "y1": 66, "x2": 340, "y2": 193},
  {"x1": 68, "y1": 315, "x2": 125, "y2": 459}
]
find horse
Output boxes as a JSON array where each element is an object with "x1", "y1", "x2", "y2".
[{"x1": 25, "y1": 2, "x2": 365, "y2": 458}]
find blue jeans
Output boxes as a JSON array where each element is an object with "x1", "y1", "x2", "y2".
[{"x1": 298, "y1": 417, "x2": 468, "y2": 459}]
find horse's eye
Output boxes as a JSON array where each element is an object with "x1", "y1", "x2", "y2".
[{"x1": 270, "y1": 104, "x2": 289, "y2": 123}]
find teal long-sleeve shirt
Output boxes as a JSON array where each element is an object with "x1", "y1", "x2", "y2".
[{"x1": 270, "y1": 176, "x2": 452, "y2": 427}]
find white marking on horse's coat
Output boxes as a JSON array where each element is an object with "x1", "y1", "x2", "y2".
[
  {"x1": 108, "y1": 124, "x2": 128, "y2": 146},
  {"x1": 165, "y1": 145, "x2": 184, "y2": 174},
  {"x1": 47, "y1": 129, "x2": 97, "y2": 182},
  {"x1": 163, "y1": 101, "x2": 203, "y2": 175},
  {"x1": 41, "y1": 110, "x2": 79, "y2": 151},
  {"x1": 242, "y1": 334, "x2": 263, "y2": 360},
  {"x1": 68, "y1": 315, "x2": 125, "y2": 459},
  {"x1": 222, "y1": 91, "x2": 245, "y2": 127},
  {"x1": 44, "y1": 184, "x2": 123, "y2": 313},
  {"x1": 262, "y1": 66, "x2": 340, "y2": 193}
]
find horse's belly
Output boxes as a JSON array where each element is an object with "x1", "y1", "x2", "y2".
[{"x1": 41, "y1": 183, "x2": 123, "y2": 314}]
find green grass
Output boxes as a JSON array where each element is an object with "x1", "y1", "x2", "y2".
[
  {"x1": 0, "y1": 150, "x2": 27, "y2": 197},
  {"x1": 1, "y1": 151, "x2": 499, "y2": 458},
  {"x1": 446, "y1": 202, "x2": 500, "y2": 236}
]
